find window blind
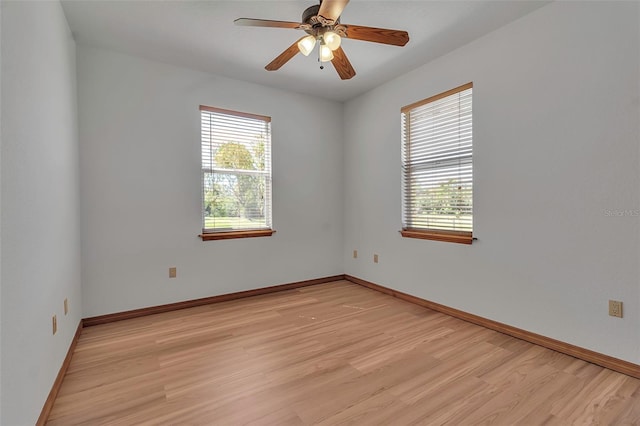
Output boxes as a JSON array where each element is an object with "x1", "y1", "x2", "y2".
[
  {"x1": 200, "y1": 105, "x2": 272, "y2": 232},
  {"x1": 401, "y1": 83, "x2": 473, "y2": 239}
]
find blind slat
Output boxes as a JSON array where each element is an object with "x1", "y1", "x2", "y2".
[
  {"x1": 201, "y1": 107, "x2": 272, "y2": 232},
  {"x1": 401, "y1": 85, "x2": 473, "y2": 234}
]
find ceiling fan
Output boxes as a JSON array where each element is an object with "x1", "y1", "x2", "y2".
[{"x1": 234, "y1": 0, "x2": 409, "y2": 80}]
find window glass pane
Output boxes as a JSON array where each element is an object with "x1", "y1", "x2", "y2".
[
  {"x1": 201, "y1": 106, "x2": 272, "y2": 232},
  {"x1": 402, "y1": 84, "x2": 472, "y2": 236}
]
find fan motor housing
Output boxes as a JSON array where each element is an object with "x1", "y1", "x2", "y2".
[
  {"x1": 302, "y1": 5, "x2": 320, "y2": 24},
  {"x1": 302, "y1": 4, "x2": 340, "y2": 35}
]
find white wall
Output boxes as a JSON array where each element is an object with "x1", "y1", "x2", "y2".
[
  {"x1": 77, "y1": 46, "x2": 344, "y2": 317},
  {"x1": 0, "y1": 1, "x2": 81, "y2": 424},
  {"x1": 344, "y1": 1, "x2": 640, "y2": 363}
]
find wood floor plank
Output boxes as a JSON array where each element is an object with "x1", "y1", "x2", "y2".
[{"x1": 47, "y1": 281, "x2": 640, "y2": 425}]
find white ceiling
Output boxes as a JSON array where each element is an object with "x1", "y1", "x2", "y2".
[{"x1": 61, "y1": 0, "x2": 549, "y2": 102}]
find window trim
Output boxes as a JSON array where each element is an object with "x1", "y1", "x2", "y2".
[
  {"x1": 400, "y1": 82, "x2": 473, "y2": 245},
  {"x1": 400, "y1": 82, "x2": 473, "y2": 114},
  {"x1": 400, "y1": 229, "x2": 472, "y2": 245},
  {"x1": 199, "y1": 105, "x2": 271, "y2": 123},
  {"x1": 200, "y1": 229, "x2": 275, "y2": 241},
  {"x1": 199, "y1": 105, "x2": 274, "y2": 241}
]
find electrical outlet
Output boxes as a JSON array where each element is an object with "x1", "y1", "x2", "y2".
[
  {"x1": 52, "y1": 315, "x2": 57, "y2": 335},
  {"x1": 609, "y1": 300, "x2": 623, "y2": 318},
  {"x1": 374, "y1": 254, "x2": 379, "y2": 263},
  {"x1": 64, "y1": 298, "x2": 68, "y2": 315},
  {"x1": 353, "y1": 250, "x2": 358, "y2": 259},
  {"x1": 169, "y1": 267, "x2": 177, "y2": 278}
]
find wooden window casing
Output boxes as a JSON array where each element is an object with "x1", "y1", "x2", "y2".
[
  {"x1": 401, "y1": 83, "x2": 473, "y2": 244},
  {"x1": 199, "y1": 105, "x2": 273, "y2": 241}
]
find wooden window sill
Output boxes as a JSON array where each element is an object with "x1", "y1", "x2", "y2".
[
  {"x1": 400, "y1": 229, "x2": 473, "y2": 245},
  {"x1": 200, "y1": 229, "x2": 275, "y2": 241}
]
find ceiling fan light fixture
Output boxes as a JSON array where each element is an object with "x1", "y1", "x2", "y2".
[
  {"x1": 297, "y1": 35, "x2": 316, "y2": 56},
  {"x1": 323, "y1": 31, "x2": 341, "y2": 51},
  {"x1": 319, "y1": 44, "x2": 334, "y2": 62},
  {"x1": 235, "y1": 0, "x2": 408, "y2": 80}
]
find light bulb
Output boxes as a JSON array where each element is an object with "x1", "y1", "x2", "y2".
[
  {"x1": 323, "y1": 31, "x2": 341, "y2": 51},
  {"x1": 297, "y1": 35, "x2": 316, "y2": 56},
  {"x1": 319, "y1": 44, "x2": 334, "y2": 62}
]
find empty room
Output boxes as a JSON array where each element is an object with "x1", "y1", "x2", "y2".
[{"x1": 2, "y1": 0, "x2": 640, "y2": 424}]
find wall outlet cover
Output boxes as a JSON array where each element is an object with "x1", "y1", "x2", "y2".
[{"x1": 609, "y1": 300, "x2": 623, "y2": 318}]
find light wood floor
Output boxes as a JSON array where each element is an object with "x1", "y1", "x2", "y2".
[{"x1": 48, "y1": 280, "x2": 640, "y2": 425}]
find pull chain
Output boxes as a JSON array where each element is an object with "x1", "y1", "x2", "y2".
[{"x1": 318, "y1": 43, "x2": 324, "y2": 70}]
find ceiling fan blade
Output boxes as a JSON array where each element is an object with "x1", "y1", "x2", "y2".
[
  {"x1": 331, "y1": 47, "x2": 356, "y2": 80},
  {"x1": 318, "y1": 0, "x2": 349, "y2": 24},
  {"x1": 342, "y1": 24, "x2": 409, "y2": 46},
  {"x1": 265, "y1": 38, "x2": 304, "y2": 71},
  {"x1": 234, "y1": 18, "x2": 301, "y2": 29}
]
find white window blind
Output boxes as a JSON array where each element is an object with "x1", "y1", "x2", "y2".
[
  {"x1": 401, "y1": 83, "x2": 473, "y2": 241},
  {"x1": 200, "y1": 105, "x2": 272, "y2": 233}
]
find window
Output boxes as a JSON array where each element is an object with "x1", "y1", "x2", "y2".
[
  {"x1": 401, "y1": 83, "x2": 473, "y2": 244},
  {"x1": 200, "y1": 105, "x2": 273, "y2": 240}
]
